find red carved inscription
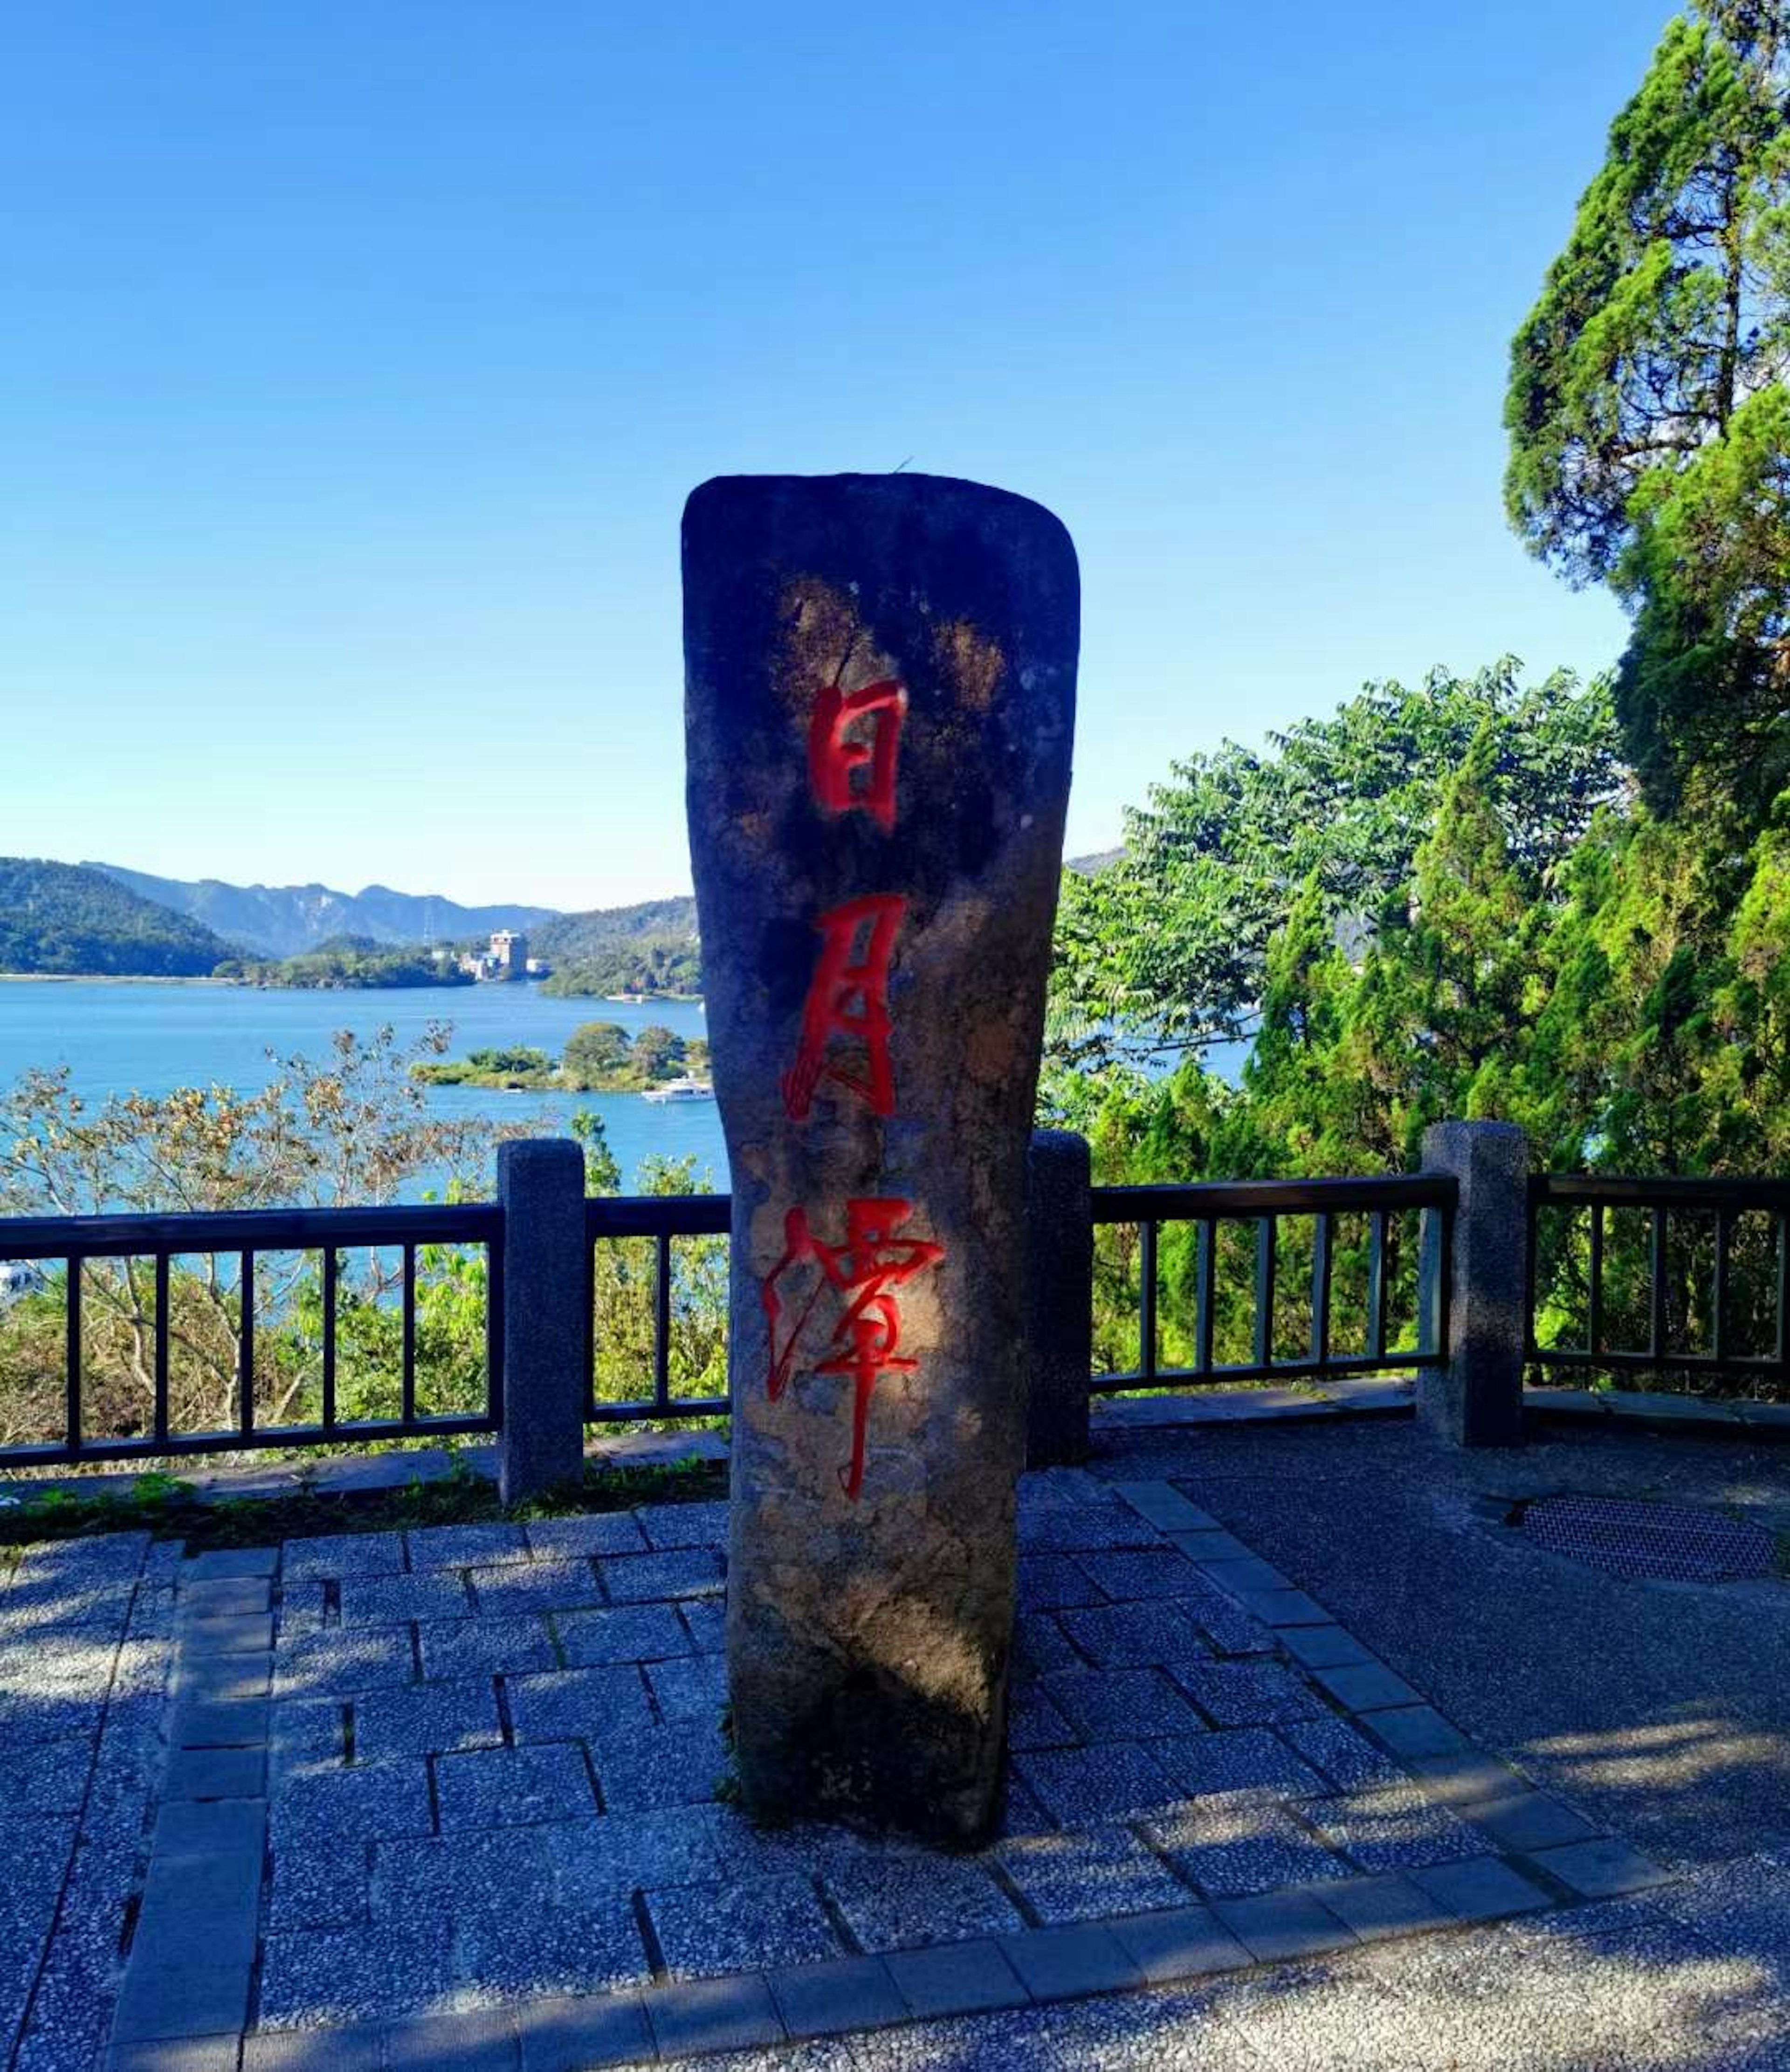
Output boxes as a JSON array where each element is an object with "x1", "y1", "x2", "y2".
[
  {"x1": 807, "y1": 678, "x2": 906, "y2": 831},
  {"x1": 780, "y1": 892, "x2": 905, "y2": 1122}
]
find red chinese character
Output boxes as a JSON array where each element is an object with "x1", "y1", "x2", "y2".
[
  {"x1": 808, "y1": 678, "x2": 906, "y2": 832},
  {"x1": 781, "y1": 893, "x2": 905, "y2": 1122},
  {"x1": 760, "y1": 1197, "x2": 945, "y2": 1498}
]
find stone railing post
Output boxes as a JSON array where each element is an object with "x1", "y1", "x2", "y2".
[
  {"x1": 496, "y1": 1138, "x2": 588, "y2": 1504},
  {"x1": 1026, "y1": 1129, "x2": 1093, "y2": 1467},
  {"x1": 1418, "y1": 1119, "x2": 1528, "y2": 1447}
]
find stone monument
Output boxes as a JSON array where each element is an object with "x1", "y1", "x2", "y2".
[{"x1": 683, "y1": 473, "x2": 1078, "y2": 1839}]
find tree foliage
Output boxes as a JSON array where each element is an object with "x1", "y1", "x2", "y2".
[{"x1": 1505, "y1": 2, "x2": 1789, "y2": 811}]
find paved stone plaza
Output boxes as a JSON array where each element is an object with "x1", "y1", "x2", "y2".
[{"x1": 2, "y1": 1419, "x2": 1788, "y2": 2070}]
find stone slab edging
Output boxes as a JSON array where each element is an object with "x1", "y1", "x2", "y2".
[{"x1": 100, "y1": 1479, "x2": 1677, "y2": 2072}]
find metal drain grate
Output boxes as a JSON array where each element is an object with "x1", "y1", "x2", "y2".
[{"x1": 1522, "y1": 1493, "x2": 1775, "y2": 1582}]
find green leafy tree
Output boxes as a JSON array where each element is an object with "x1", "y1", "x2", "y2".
[
  {"x1": 562, "y1": 1022, "x2": 633, "y2": 1085},
  {"x1": 1505, "y1": 2, "x2": 1789, "y2": 811},
  {"x1": 631, "y1": 1025, "x2": 687, "y2": 1081}
]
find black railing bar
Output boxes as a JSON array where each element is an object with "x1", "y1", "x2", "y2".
[
  {"x1": 1138, "y1": 1218, "x2": 1159, "y2": 1386},
  {"x1": 65, "y1": 1255, "x2": 82, "y2": 1456},
  {"x1": 1530, "y1": 1347, "x2": 1780, "y2": 1373},
  {"x1": 0, "y1": 1202, "x2": 503, "y2": 1264},
  {"x1": 0, "y1": 1410, "x2": 499, "y2": 1469},
  {"x1": 322, "y1": 1247, "x2": 338, "y2": 1434},
  {"x1": 152, "y1": 1251, "x2": 170, "y2": 1448},
  {"x1": 1252, "y1": 1216, "x2": 1276, "y2": 1371},
  {"x1": 1587, "y1": 1202, "x2": 1604, "y2": 1359},
  {"x1": 1522, "y1": 1195, "x2": 1539, "y2": 1358},
  {"x1": 487, "y1": 1236, "x2": 506, "y2": 1431},
  {"x1": 1367, "y1": 1211, "x2": 1387, "y2": 1363},
  {"x1": 1091, "y1": 1351, "x2": 1425, "y2": 1393},
  {"x1": 1194, "y1": 1218, "x2": 1216, "y2": 1374},
  {"x1": 238, "y1": 1250, "x2": 255, "y2": 1439},
  {"x1": 1712, "y1": 1210, "x2": 1730, "y2": 1367},
  {"x1": 1310, "y1": 1212, "x2": 1333, "y2": 1368},
  {"x1": 401, "y1": 1242, "x2": 418, "y2": 1426},
  {"x1": 1649, "y1": 1209, "x2": 1668, "y2": 1361},
  {"x1": 1093, "y1": 1176, "x2": 1456, "y2": 1222},
  {"x1": 585, "y1": 1195, "x2": 731, "y2": 1238},
  {"x1": 587, "y1": 1395, "x2": 729, "y2": 1424},
  {"x1": 654, "y1": 1232, "x2": 673, "y2": 1411},
  {"x1": 1533, "y1": 1175, "x2": 1790, "y2": 1209},
  {"x1": 1777, "y1": 1216, "x2": 1789, "y2": 1381}
]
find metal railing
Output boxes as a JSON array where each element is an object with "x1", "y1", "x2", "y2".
[
  {"x1": 584, "y1": 1193, "x2": 730, "y2": 1424},
  {"x1": 0, "y1": 1202, "x2": 502, "y2": 1467},
  {"x1": 1528, "y1": 1174, "x2": 1790, "y2": 1388},
  {"x1": 1089, "y1": 1175, "x2": 1454, "y2": 1392}
]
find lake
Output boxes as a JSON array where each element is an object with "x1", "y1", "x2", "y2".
[{"x1": 0, "y1": 980, "x2": 729, "y2": 1194}]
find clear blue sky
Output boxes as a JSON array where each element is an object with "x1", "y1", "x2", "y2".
[{"x1": 5, "y1": 1, "x2": 1664, "y2": 912}]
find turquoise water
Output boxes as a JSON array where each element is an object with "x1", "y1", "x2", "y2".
[{"x1": 0, "y1": 980, "x2": 729, "y2": 1195}]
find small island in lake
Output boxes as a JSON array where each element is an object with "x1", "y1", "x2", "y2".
[{"x1": 412, "y1": 1020, "x2": 712, "y2": 1095}]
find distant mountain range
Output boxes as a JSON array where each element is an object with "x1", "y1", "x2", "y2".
[
  {"x1": 85, "y1": 863, "x2": 559, "y2": 960},
  {"x1": 0, "y1": 860, "x2": 240, "y2": 977}
]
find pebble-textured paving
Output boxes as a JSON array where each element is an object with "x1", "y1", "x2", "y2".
[{"x1": 8, "y1": 1452, "x2": 1784, "y2": 2070}]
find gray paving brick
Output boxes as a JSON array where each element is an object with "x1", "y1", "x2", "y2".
[
  {"x1": 996, "y1": 1823, "x2": 1190, "y2": 1925},
  {"x1": 1145, "y1": 1802, "x2": 1354, "y2": 1897},
  {"x1": 1018, "y1": 1499, "x2": 1161, "y2": 1553},
  {"x1": 826, "y1": 1854, "x2": 1023, "y2": 1952},
  {"x1": 256, "y1": 1919, "x2": 452, "y2": 2027},
  {"x1": 678, "y1": 1601, "x2": 726, "y2": 1653},
  {"x1": 1278, "y1": 1717, "x2": 1404, "y2": 1793},
  {"x1": 1409, "y1": 1854, "x2": 1552, "y2": 1920},
  {"x1": 1011, "y1": 1740, "x2": 1181, "y2": 1825},
  {"x1": 1304, "y1": 1782, "x2": 1485, "y2": 1870},
  {"x1": 1019, "y1": 1555, "x2": 1107, "y2": 1610},
  {"x1": 998, "y1": 1922, "x2": 1143, "y2": 2000},
  {"x1": 436, "y1": 1742, "x2": 598, "y2": 1829},
  {"x1": 1151, "y1": 1726, "x2": 1329, "y2": 1803},
  {"x1": 129, "y1": 1886, "x2": 259, "y2": 1968},
  {"x1": 281, "y1": 1533, "x2": 406, "y2": 1582},
  {"x1": 271, "y1": 1759, "x2": 433, "y2": 1847},
  {"x1": 1462, "y1": 1789, "x2": 1603, "y2": 1852},
  {"x1": 178, "y1": 1578, "x2": 271, "y2": 1617},
  {"x1": 241, "y1": 2026, "x2": 386, "y2": 2071},
  {"x1": 351, "y1": 1678, "x2": 503, "y2": 1761},
  {"x1": 417, "y1": 1614, "x2": 557, "y2": 1681},
  {"x1": 597, "y1": 1548, "x2": 724, "y2": 1603},
  {"x1": 701, "y1": 1804, "x2": 900, "y2": 1883},
  {"x1": 1076, "y1": 1547, "x2": 1204, "y2": 1602},
  {"x1": 270, "y1": 1837, "x2": 372, "y2": 1930},
  {"x1": 1312, "y1": 1660, "x2": 1424, "y2": 1713},
  {"x1": 1359, "y1": 1704, "x2": 1470, "y2": 1759},
  {"x1": 1011, "y1": 1612, "x2": 1080, "y2": 1679},
  {"x1": 1211, "y1": 1886, "x2": 1358, "y2": 1962},
  {"x1": 173, "y1": 1654, "x2": 270, "y2": 1704},
  {"x1": 1314, "y1": 1870, "x2": 1457, "y2": 1941},
  {"x1": 470, "y1": 1560, "x2": 604, "y2": 1618},
  {"x1": 141, "y1": 1850, "x2": 262, "y2": 1920},
  {"x1": 647, "y1": 1872, "x2": 843, "y2": 1977},
  {"x1": 1279, "y1": 1623, "x2": 1375, "y2": 1671},
  {"x1": 592, "y1": 1718, "x2": 729, "y2": 1812},
  {"x1": 645, "y1": 1651, "x2": 728, "y2": 1724},
  {"x1": 636, "y1": 1500, "x2": 730, "y2": 1549},
  {"x1": 405, "y1": 1522, "x2": 531, "y2": 1569},
  {"x1": 1008, "y1": 1683, "x2": 1079, "y2": 1752},
  {"x1": 1171, "y1": 1660, "x2": 1323, "y2": 1727},
  {"x1": 273, "y1": 1631, "x2": 414, "y2": 1703},
  {"x1": 153, "y1": 1796, "x2": 266, "y2": 1860},
  {"x1": 1239, "y1": 1588, "x2": 1331, "y2": 1626},
  {"x1": 515, "y1": 1990, "x2": 654, "y2": 2072},
  {"x1": 1170, "y1": 1582, "x2": 1278, "y2": 1658},
  {"x1": 556, "y1": 1604, "x2": 692, "y2": 1667},
  {"x1": 1528, "y1": 1835, "x2": 1670, "y2": 1898},
  {"x1": 179, "y1": 1611, "x2": 274, "y2": 1655},
  {"x1": 163, "y1": 1744, "x2": 265, "y2": 1800},
  {"x1": 109, "y1": 2037, "x2": 242, "y2": 2072},
  {"x1": 524, "y1": 1513, "x2": 649, "y2": 1561},
  {"x1": 1109, "y1": 1902, "x2": 1253, "y2": 1983},
  {"x1": 337, "y1": 1572, "x2": 474, "y2": 1626},
  {"x1": 269, "y1": 1699, "x2": 348, "y2": 1780},
  {"x1": 110, "y1": 1962, "x2": 251, "y2": 2043},
  {"x1": 1043, "y1": 1665, "x2": 1205, "y2": 1740},
  {"x1": 647, "y1": 1973, "x2": 784, "y2": 2057},
  {"x1": 0, "y1": 1735, "x2": 94, "y2": 1815},
  {"x1": 509, "y1": 1665, "x2": 654, "y2": 1746},
  {"x1": 769, "y1": 1955, "x2": 907, "y2": 2039},
  {"x1": 1109, "y1": 1480, "x2": 1220, "y2": 1533},
  {"x1": 1054, "y1": 1600, "x2": 1214, "y2": 1671},
  {"x1": 547, "y1": 1805, "x2": 722, "y2": 1897},
  {"x1": 386, "y1": 2006, "x2": 520, "y2": 2071},
  {"x1": 1167, "y1": 1528, "x2": 1261, "y2": 1564},
  {"x1": 883, "y1": 1937, "x2": 1030, "y2": 2017}
]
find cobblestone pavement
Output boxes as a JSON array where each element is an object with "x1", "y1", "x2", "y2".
[{"x1": 6, "y1": 1442, "x2": 1787, "y2": 2071}]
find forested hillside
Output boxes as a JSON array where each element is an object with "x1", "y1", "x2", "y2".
[{"x1": 0, "y1": 860, "x2": 238, "y2": 976}]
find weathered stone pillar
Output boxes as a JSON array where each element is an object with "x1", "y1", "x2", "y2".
[
  {"x1": 683, "y1": 473, "x2": 1078, "y2": 1839},
  {"x1": 1417, "y1": 1120, "x2": 1528, "y2": 1448},
  {"x1": 496, "y1": 1138, "x2": 589, "y2": 1503},
  {"x1": 1026, "y1": 1129, "x2": 1093, "y2": 1469}
]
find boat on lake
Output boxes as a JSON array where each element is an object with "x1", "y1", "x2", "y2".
[{"x1": 641, "y1": 1075, "x2": 715, "y2": 1104}]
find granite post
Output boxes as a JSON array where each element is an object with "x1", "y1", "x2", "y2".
[
  {"x1": 1026, "y1": 1128, "x2": 1093, "y2": 1468},
  {"x1": 496, "y1": 1138, "x2": 588, "y2": 1504},
  {"x1": 683, "y1": 473, "x2": 1078, "y2": 1839},
  {"x1": 1418, "y1": 1119, "x2": 1528, "y2": 1448}
]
